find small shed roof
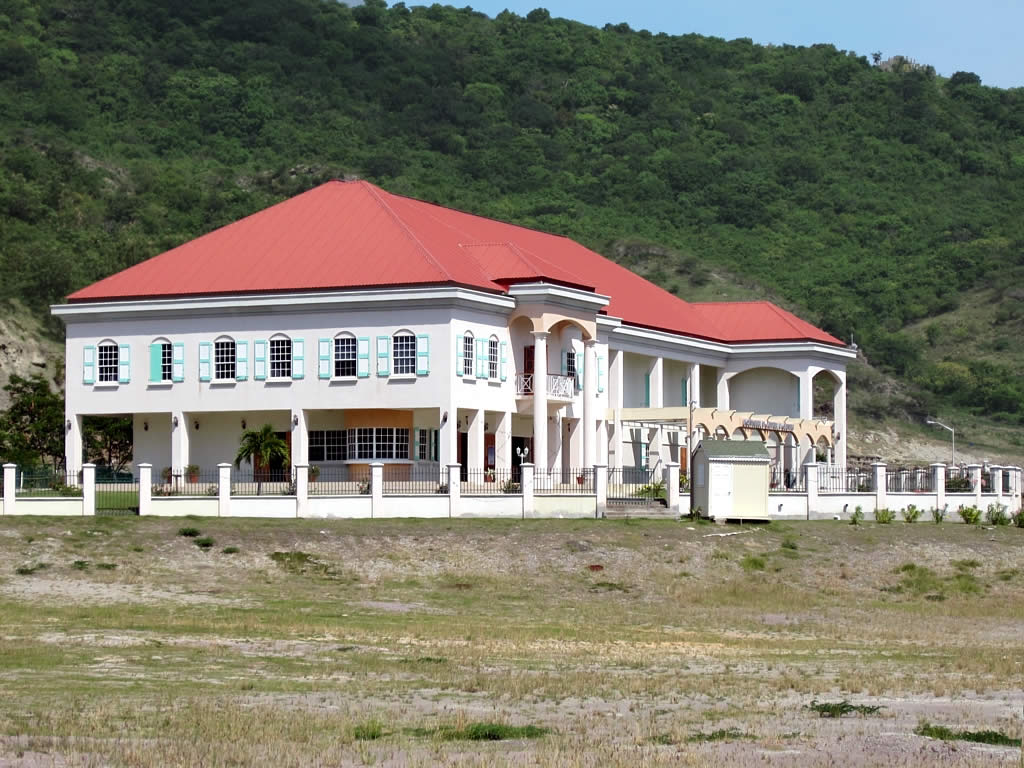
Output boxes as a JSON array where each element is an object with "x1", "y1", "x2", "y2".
[{"x1": 697, "y1": 440, "x2": 771, "y2": 462}]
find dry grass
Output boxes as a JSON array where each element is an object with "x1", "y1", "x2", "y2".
[{"x1": 0, "y1": 517, "x2": 1022, "y2": 766}]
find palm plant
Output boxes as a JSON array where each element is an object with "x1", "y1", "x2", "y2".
[{"x1": 234, "y1": 424, "x2": 289, "y2": 496}]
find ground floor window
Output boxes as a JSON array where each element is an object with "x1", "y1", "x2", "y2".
[{"x1": 309, "y1": 427, "x2": 412, "y2": 462}]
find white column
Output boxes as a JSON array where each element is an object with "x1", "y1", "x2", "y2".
[
  {"x1": 532, "y1": 332, "x2": 549, "y2": 472},
  {"x1": 171, "y1": 411, "x2": 189, "y2": 473},
  {"x1": 833, "y1": 372, "x2": 847, "y2": 469},
  {"x1": 610, "y1": 349, "x2": 623, "y2": 470},
  {"x1": 495, "y1": 411, "x2": 512, "y2": 471},
  {"x1": 370, "y1": 463, "x2": 383, "y2": 518},
  {"x1": 439, "y1": 405, "x2": 457, "y2": 468},
  {"x1": 798, "y1": 370, "x2": 813, "y2": 419},
  {"x1": 967, "y1": 464, "x2": 982, "y2": 508},
  {"x1": 993, "y1": 466, "x2": 1004, "y2": 503},
  {"x1": 138, "y1": 464, "x2": 152, "y2": 516},
  {"x1": 873, "y1": 461, "x2": 887, "y2": 512},
  {"x1": 805, "y1": 460, "x2": 818, "y2": 518},
  {"x1": 649, "y1": 356, "x2": 664, "y2": 465},
  {"x1": 291, "y1": 409, "x2": 309, "y2": 472},
  {"x1": 448, "y1": 463, "x2": 461, "y2": 518},
  {"x1": 594, "y1": 464, "x2": 607, "y2": 519},
  {"x1": 583, "y1": 340, "x2": 597, "y2": 467},
  {"x1": 932, "y1": 463, "x2": 946, "y2": 512},
  {"x1": 467, "y1": 408, "x2": 484, "y2": 470},
  {"x1": 665, "y1": 463, "x2": 680, "y2": 517},
  {"x1": 295, "y1": 464, "x2": 308, "y2": 518},
  {"x1": 3, "y1": 464, "x2": 16, "y2": 515},
  {"x1": 218, "y1": 462, "x2": 232, "y2": 517},
  {"x1": 688, "y1": 364, "x2": 701, "y2": 451},
  {"x1": 65, "y1": 414, "x2": 83, "y2": 479},
  {"x1": 82, "y1": 463, "x2": 96, "y2": 517},
  {"x1": 597, "y1": 420, "x2": 609, "y2": 465},
  {"x1": 521, "y1": 462, "x2": 535, "y2": 518},
  {"x1": 716, "y1": 370, "x2": 730, "y2": 410}
]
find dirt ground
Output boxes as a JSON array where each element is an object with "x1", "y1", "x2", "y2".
[{"x1": 0, "y1": 516, "x2": 1022, "y2": 766}]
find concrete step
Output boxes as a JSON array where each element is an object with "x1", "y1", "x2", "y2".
[{"x1": 604, "y1": 507, "x2": 678, "y2": 520}]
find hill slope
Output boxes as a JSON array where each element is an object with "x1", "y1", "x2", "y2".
[{"x1": 1, "y1": 0, "x2": 1022, "y2": 460}]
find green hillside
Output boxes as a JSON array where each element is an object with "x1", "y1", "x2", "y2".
[{"x1": 2, "y1": 0, "x2": 1023, "y2": 452}]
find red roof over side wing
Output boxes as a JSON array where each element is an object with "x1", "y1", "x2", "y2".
[{"x1": 690, "y1": 301, "x2": 844, "y2": 345}]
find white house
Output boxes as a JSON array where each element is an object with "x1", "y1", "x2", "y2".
[{"x1": 52, "y1": 180, "x2": 854, "y2": 481}]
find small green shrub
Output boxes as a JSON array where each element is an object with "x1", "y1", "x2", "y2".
[
  {"x1": 808, "y1": 700, "x2": 882, "y2": 718},
  {"x1": 740, "y1": 554, "x2": 766, "y2": 571},
  {"x1": 410, "y1": 723, "x2": 548, "y2": 741},
  {"x1": 952, "y1": 559, "x2": 980, "y2": 571},
  {"x1": 15, "y1": 563, "x2": 49, "y2": 576},
  {"x1": 177, "y1": 527, "x2": 201, "y2": 538},
  {"x1": 984, "y1": 503, "x2": 1010, "y2": 526},
  {"x1": 945, "y1": 476, "x2": 971, "y2": 492},
  {"x1": 849, "y1": 506, "x2": 864, "y2": 525},
  {"x1": 931, "y1": 506, "x2": 946, "y2": 523},
  {"x1": 72, "y1": 560, "x2": 90, "y2": 570},
  {"x1": 685, "y1": 727, "x2": 753, "y2": 742},
  {"x1": 874, "y1": 508, "x2": 896, "y2": 524},
  {"x1": 781, "y1": 536, "x2": 798, "y2": 551},
  {"x1": 958, "y1": 506, "x2": 982, "y2": 525},
  {"x1": 221, "y1": 546, "x2": 239, "y2": 554},
  {"x1": 96, "y1": 562, "x2": 117, "y2": 570},
  {"x1": 194, "y1": 536, "x2": 215, "y2": 550},
  {"x1": 1013, "y1": 510, "x2": 1024, "y2": 528},
  {"x1": 902, "y1": 504, "x2": 922, "y2": 523},
  {"x1": 915, "y1": 721, "x2": 1017, "y2": 746},
  {"x1": 353, "y1": 720, "x2": 385, "y2": 741}
]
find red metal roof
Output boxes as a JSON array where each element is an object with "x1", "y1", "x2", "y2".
[{"x1": 67, "y1": 180, "x2": 844, "y2": 347}]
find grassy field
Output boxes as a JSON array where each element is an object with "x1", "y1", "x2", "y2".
[{"x1": 1, "y1": 516, "x2": 1023, "y2": 767}]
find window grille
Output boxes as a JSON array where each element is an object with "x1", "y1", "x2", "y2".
[
  {"x1": 463, "y1": 334, "x2": 474, "y2": 376},
  {"x1": 98, "y1": 344, "x2": 119, "y2": 382},
  {"x1": 270, "y1": 338, "x2": 292, "y2": 378},
  {"x1": 160, "y1": 342, "x2": 172, "y2": 381},
  {"x1": 214, "y1": 340, "x2": 235, "y2": 379},
  {"x1": 488, "y1": 338, "x2": 499, "y2": 379},
  {"x1": 334, "y1": 336, "x2": 356, "y2": 377},
  {"x1": 393, "y1": 333, "x2": 416, "y2": 375}
]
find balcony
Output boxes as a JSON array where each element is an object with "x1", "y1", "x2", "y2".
[{"x1": 515, "y1": 373, "x2": 576, "y2": 401}]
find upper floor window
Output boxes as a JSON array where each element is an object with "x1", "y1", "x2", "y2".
[
  {"x1": 150, "y1": 340, "x2": 172, "y2": 382},
  {"x1": 462, "y1": 333, "x2": 474, "y2": 376},
  {"x1": 270, "y1": 336, "x2": 292, "y2": 378},
  {"x1": 566, "y1": 350, "x2": 577, "y2": 380},
  {"x1": 393, "y1": 331, "x2": 416, "y2": 375},
  {"x1": 98, "y1": 342, "x2": 119, "y2": 383},
  {"x1": 335, "y1": 335, "x2": 356, "y2": 377},
  {"x1": 488, "y1": 337, "x2": 499, "y2": 380},
  {"x1": 215, "y1": 338, "x2": 236, "y2": 380}
]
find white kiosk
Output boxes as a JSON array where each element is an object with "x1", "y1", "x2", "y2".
[{"x1": 691, "y1": 440, "x2": 771, "y2": 521}]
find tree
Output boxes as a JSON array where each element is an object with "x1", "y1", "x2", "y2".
[
  {"x1": 84, "y1": 416, "x2": 133, "y2": 472},
  {"x1": 948, "y1": 71, "x2": 981, "y2": 88},
  {"x1": 0, "y1": 374, "x2": 64, "y2": 469},
  {"x1": 234, "y1": 424, "x2": 290, "y2": 495}
]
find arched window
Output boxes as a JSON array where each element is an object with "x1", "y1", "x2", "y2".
[
  {"x1": 393, "y1": 330, "x2": 416, "y2": 375},
  {"x1": 97, "y1": 339, "x2": 120, "y2": 383},
  {"x1": 269, "y1": 334, "x2": 292, "y2": 378},
  {"x1": 214, "y1": 335, "x2": 236, "y2": 380},
  {"x1": 488, "y1": 335, "x2": 499, "y2": 379},
  {"x1": 334, "y1": 332, "x2": 356, "y2": 377},
  {"x1": 462, "y1": 331, "x2": 474, "y2": 377}
]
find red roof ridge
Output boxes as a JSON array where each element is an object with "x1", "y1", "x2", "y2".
[{"x1": 361, "y1": 181, "x2": 458, "y2": 283}]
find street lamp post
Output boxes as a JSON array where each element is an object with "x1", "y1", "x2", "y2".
[{"x1": 925, "y1": 419, "x2": 955, "y2": 465}]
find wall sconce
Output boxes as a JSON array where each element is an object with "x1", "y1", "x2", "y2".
[
  {"x1": 65, "y1": 419, "x2": 72, "y2": 432},
  {"x1": 143, "y1": 421, "x2": 149, "y2": 432},
  {"x1": 441, "y1": 411, "x2": 448, "y2": 426},
  {"x1": 173, "y1": 416, "x2": 179, "y2": 428},
  {"x1": 292, "y1": 414, "x2": 299, "y2": 427},
  {"x1": 241, "y1": 419, "x2": 246, "y2": 430},
  {"x1": 485, "y1": 422, "x2": 489, "y2": 431},
  {"x1": 193, "y1": 419, "x2": 200, "y2": 431}
]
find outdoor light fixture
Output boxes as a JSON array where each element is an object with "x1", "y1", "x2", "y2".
[
  {"x1": 65, "y1": 419, "x2": 72, "y2": 432},
  {"x1": 193, "y1": 419, "x2": 200, "y2": 431},
  {"x1": 292, "y1": 414, "x2": 299, "y2": 427},
  {"x1": 441, "y1": 411, "x2": 448, "y2": 426},
  {"x1": 516, "y1": 446, "x2": 530, "y2": 460},
  {"x1": 143, "y1": 421, "x2": 149, "y2": 432},
  {"x1": 241, "y1": 419, "x2": 246, "y2": 430},
  {"x1": 925, "y1": 418, "x2": 955, "y2": 465}
]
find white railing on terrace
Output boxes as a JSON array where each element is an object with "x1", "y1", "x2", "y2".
[{"x1": 515, "y1": 373, "x2": 576, "y2": 399}]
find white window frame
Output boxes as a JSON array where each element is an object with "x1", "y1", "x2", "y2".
[
  {"x1": 462, "y1": 332, "x2": 474, "y2": 377},
  {"x1": 97, "y1": 341, "x2": 119, "y2": 383},
  {"x1": 334, "y1": 334, "x2": 357, "y2": 378},
  {"x1": 488, "y1": 336, "x2": 499, "y2": 380},
  {"x1": 214, "y1": 337, "x2": 236, "y2": 380},
  {"x1": 393, "y1": 331, "x2": 416, "y2": 376},
  {"x1": 269, "y1": 335, "x2": 292, "y2": 379}
]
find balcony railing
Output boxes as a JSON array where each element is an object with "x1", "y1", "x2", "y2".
[{"x1": 515, "y1": 373, "x2": 576, "y2": 399}]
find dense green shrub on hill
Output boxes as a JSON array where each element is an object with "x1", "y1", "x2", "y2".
[{"x1": 1, "y1": 0, "x2": 1023, "y2": 416}]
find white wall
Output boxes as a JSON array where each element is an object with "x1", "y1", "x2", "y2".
[{"x1": 729, "y1": 367, "x2": 798, "y2": 417}]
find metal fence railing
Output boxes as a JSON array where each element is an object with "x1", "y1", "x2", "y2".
[
  {"x1": 96, "y1": 472, "x2": 140, "y2": 515},
  {"x1": 382, "y1": 465, "x2": 447, "y2": 495},
  {"x1": 231, "y1": 467, "x2": 296, "y2": 496},
  {"x1": 535, "y1": 468, "x2": 594, "y2": 495},
  {"x1": 945, "y1": 466, "x2": 973, "y2": 492},
  {"x1": 153, "y1": 469, "x2": 220, "y2": 497},
  {"x1": 14, "y1": 468, "x2": 82, "y2": 497},
  {"x1": 886, "y1": 469, "x2": 934, "y2": 493},
  {"x1": 607, "y1": 467, "x2": 663, "y2": 505},
  {"x1": 308, "y1": 465, "x2": 371, "y2": 496},
  {"x1": 818, "y1": 466, "x2": 874, "y2": 493},
  {"x1": 679, "y1": 471, "x2": 691, "y2": 492},
  {"x1": 461, "y1": 468, "x2": 521, "y2": 495},
  {"x1": 770, "y1": 465, "x2": 805, "y2": 493}
]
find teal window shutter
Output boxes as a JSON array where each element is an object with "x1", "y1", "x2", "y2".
[
  {"x1": 292, "y1": 338, "x2": 305, "y2": 379},
  {"x1": 118, "y1": 343, "x2": 131, "y2": 384},
  {"x1": 456, "y1": 334, "x2": 464, "y2": 375},
  {"x1": 681, "y1": 377, "x2": 688, "y2": 406},
  {"x1": 83, "y1": 345, "x2": 96, "y2": 385},
  {"x1": 499, "y1": 341, "x2": 507, "y2": 382},
  {"x1": 476, "y1": 338, "x2": 487, "y2": 379},
  {"x1": 198, "y1": 342, "x2": 211, "y2": 382},
  {"x1": 254, "y1": 340, "x2": 267, "y2": 380},
  {"x1": 149, "y1": 343, "x2": 162, "y2": 383},
  {"x1": 576, "y1": 353, "x2": 584, "y2": 390},
  {"x1": 413, "y1": 427, "x2": 421, "y2": 459},
  {"x1": 376, "y1": 336, "x2": 390, "y2": 376},
  {"x1": 561, "y1": 350, "x2": 568, "y2": 376},
  {"x1": 236, "y1": 340, "x2": 248, "y2": 381},
  {"x1": 597, "y1": 355, "x2": 605, "y2": 393},
  {"x1": 318, "y1": 338, "x2": 331, "y2": 379},
  {"x1": 357, "y1": 337, "x2": 370, "y2": 378},
  {"x1": 416, "y1": 334, "x2": 430, "y2": 375},
  {"x1": 644, "y1": 372, "x2": 650, "y2": 407},
  {"x1": 173, "y1": 342, "x2": 185, "y2": 382}
]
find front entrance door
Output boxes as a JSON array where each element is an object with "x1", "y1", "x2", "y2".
[
  {"x1": 457, "y1": 431, "x2": 468, "y2": 481},
  {"x1": 485, "y1": 433, "x2": 495, "y2": 472}
]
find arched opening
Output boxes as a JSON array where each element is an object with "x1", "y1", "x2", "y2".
[
  {"x1": 727, "y1": 367, "x2": 799, "y2": 417},
  {"x1": 812, "y1": 369, "x2": 841, "y2": 419}
]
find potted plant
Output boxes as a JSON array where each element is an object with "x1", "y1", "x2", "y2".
[
  {"x1": 485, "y1": 469, "x2": 495, "y2": 483},
  {"x1": 161, "y1": 466, "x2": 173, "y2": 484},
  {"x1": 309, "y1": 465, "x2": 320, "y2": 482},
  {"x1": 184, "y1": 464, "x2": 200, "y2": 483},
  {"x1": 576, "y1": 473, "x2": 585, "y2": 485}
]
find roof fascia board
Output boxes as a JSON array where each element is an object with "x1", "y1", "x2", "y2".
[
  {"x1": 727, "y1": 342, "x2": 857, "y2": 360},
  {"x1": 52, "y1": 286, "x2": 516, "y2": 322},
  {"x1": 507, "y1": 282, "x2": 610, "y2": 312}
]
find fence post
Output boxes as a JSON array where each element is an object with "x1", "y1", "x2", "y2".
[
  {"x1": 2, "y1": 464, "x2": 15, "y2": 515},
  {"x1": 521, "y1": 463, "x2": 534, "y2": 518},
  {"x1": 665, "y1": 462, "x2": 680, "y2": 518},
  {"x1": 594, "y1": 464, "x2": 607, "y2": 519},
  {"x1": 295, "y1": 464, "x2": 308, "y2": 518},
  {"x1": 968, "y1": 464, "x2": 982, "y2": 509},
  {"x1": 992, "y1": 466, "x2": 1004, "y2": 506},
  {"x1": 804, "y1": 461, "x2": 818, "y2": 519},
  {"x1": 82, "y1": 463, "x2": 96, "y2": 516},
  {"x1": 370, "y1": 463, "x2": 383, "y2": 518},
  {"x1": 447, "y1": 464, "x2": 461, "y2": 518},
  {"x1": 931, "y1": 463, "x2": 945, "y2": 512},
  {"x1": 138, "y1": 463, "x2": 152, "y2": 516},
  {"x1": 217, "y1": 463, "x2": 231, "y2": 517},
  {"x1": 873, "y1": 461, "x2": 887, "y2": 512}
]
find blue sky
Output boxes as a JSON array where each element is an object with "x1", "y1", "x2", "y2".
[{"x1": 450, "y1": 1, "x2": 1022, "y2": 89}]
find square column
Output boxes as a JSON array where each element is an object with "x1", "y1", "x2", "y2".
[
  {"x1": 439, "y1": 405, "x2": 457, "y2": 467},
  {"x1": 716, "y1": 370, "x2": 730, "y2": 410},
  {"x1": 495, "y1": 411, "x2": 512, "y2": 470},
  {"x1": 688, "y1": 364, "x2": 701, "y2": 449},
  {"x1": 3, "y1": 464, "x2": 16, "y2": 515},
  {"x1": 138, "y1": 464, "x2": 152, "y2": 516},
  {"x1": 532, "y1": 331, "x2": 549, "y2": 472},
  {"x1": 467, "y1": 408, "x2": 485, "y2": 470},
  {"x1": 171, "y1": 411, "x2": 189, "y2": 472},
  {"x1": 291, "y1": 409, "x2": 309, "y2": 471},
  {"x1": 65, "y1": 414, "x2": 83, "y2": 477},
  {"x1": 968, "y1": 464, "x2": 982, "y2": 508},
  {"x1": 648, "y1": 357, "x2": 663, "y2": 464},
  {"x1": 609, "y1": 349, "x2": 624, "y2": 470},
  {"x1": 798, "y1": 370, "x2": 813, "y2": 420},
  {"x1": 833, "y1": 373, "x2": 847, "y2": 469},
  {"x1": 583, "y1": 340, "x2": 597, "y2": 467},
  {"x1": 932, "y1": 463, "x2": 946, "y2": 511}
]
